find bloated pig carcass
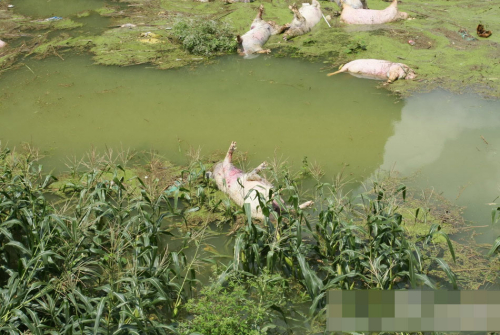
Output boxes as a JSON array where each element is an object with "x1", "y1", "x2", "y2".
[
  {"x1": 283, "y1": 0, "x2": 323, "y2": 40},
  {"x1": 237, "y1": 5, "x2": 289, "y2": 57},
  {"x1": 332, "y1": 0, "x2": 368, "y2": 10},
  {"x1": 340, "y1": 0, "x2": 408, "y2": 25},
  {"x1": 212, "y1": 142, "x2": 313, "y2": 220},
  {"x1": 327, "y1": 59, "x2": 416, "y2": 83}
]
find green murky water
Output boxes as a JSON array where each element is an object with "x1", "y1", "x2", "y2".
[
  {"x1": 10, "y1": 0, "x2": 106, "y2": 18},
  {"x1": 1, "y1": 54, "x2": 499, "y2": 246}
]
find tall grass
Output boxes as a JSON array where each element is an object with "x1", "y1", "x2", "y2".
[
  {"x1": 0, "y1": 147, "x2": 194, "y2": 333},
  {"x1": 0, "y1": 146, "x2": 464, "y2": 334}
]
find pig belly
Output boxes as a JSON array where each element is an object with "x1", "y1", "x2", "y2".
[
  {"x1": 341, "y1": 7, "x2": 398, "y2": 24},
  {"x1": 300, "y1": 7, "x2": 322, "y2": 29},
  {"x1": 241, "y1": 26, "x2": 271, "y2": 52},
  {"x1": 344, "y1": 59, "x2": 392, "y2": 78},
  {"x1": 227, "y1": 180, "x2": 273, "y2": 219}
]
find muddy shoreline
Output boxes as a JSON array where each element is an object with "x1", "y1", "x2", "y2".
[{"x1": 1, "y1": 0, "x2": 499, "y2": 98}]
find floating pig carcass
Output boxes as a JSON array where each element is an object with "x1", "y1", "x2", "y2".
[
  {"x1": 283, "y1": 0, "x2": 323, "y2": 40},
  {"x1": 340, "y1": 0, "x2": 408, "y2": 25},
  {"x1": 212, "y1": 142, "x2": 313, "y2": 220},
  {"x1": 327, "y1": 59, "x2": 416, "y2": 83},
  {"x1": 237, "y1": 5, "x2": 289, "y2": 57}
]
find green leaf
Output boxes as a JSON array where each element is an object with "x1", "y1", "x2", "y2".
[
  {"x1": 487, "y1": 237, "x2": 500, "y2": 257},
  {"x1": 436, "y1": 231, "x2": 456, "y2": 263},
  {"x1": 432, "y1": 257, "x2": 458, "y2": 289},
  {"x1": 94, "y1": 297, "x2": 107, "y2": 334}
]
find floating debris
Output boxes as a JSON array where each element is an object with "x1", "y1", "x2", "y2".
[
  {"x1": 45, "y1": 16, "x2": 63, "y2": 21},
  {"x1": 458, "y1": 28, "x2": 477, "y2": 41},
  {"x1": 120, "y1": 23, "x2": 137, "y2": 28},
  {"x1": 477, "y1": 24, "x2": 492, "y2": 38}
]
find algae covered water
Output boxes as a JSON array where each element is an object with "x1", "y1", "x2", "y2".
[
  {"x1": 0, "y1": 55, "x2": 399, "y2": 175},
  {"x1": 0, "y1": 54, "x2": 499, "y2": 245},
  {"x1": 0, "y1": 56, "x2": 500, "y2": 244}
]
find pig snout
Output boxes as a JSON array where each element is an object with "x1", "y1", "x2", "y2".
[{"x1": 405, "y1": 70, "x2": 416, "y2": 80}]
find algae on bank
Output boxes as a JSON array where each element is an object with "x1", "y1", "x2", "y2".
[{"x1": 2, "y1": 0, "x2": 499, "y2": 97}]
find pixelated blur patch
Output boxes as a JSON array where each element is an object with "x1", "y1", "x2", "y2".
[{"x1": 326, "y1": 290, "x2": 500, "y2": 332}]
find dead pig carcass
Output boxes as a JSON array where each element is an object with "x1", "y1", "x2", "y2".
[
  {"x1": 212, "y1": 142, "x2": 313, "y2": 220},
  {"x1": 327, "y1": 59, "x2": 416, "y2": 83},
  {"x1": 283, "y1": 0, "x2": 323, "y2": 40},
  {"x1": 237, "y1": 5, "x2": 289, "y2": 57},
  {"x1": 340, "y1": 0, "x2": 408, "y2": 25}
]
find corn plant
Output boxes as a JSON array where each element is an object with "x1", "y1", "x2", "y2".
[{"x1": 0, "y1": 147, "x2": 197, "y2": 334}]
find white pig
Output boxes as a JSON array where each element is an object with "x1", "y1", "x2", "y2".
[
  {"x1": 237, "y1": 5, "x2": 289, "y2": 57},
  {"x1": 340, "y1": 0, "x2": 408, "y2": 25},
  {"x1": 327, "y1": 59, "x2": 416, "y2": 83},
  {"x1": 212, "y1": 142, "x2": 313, "y2": 220},
  {"x1": 283, "y1": 0, "x2": 323, "y2": 41}
]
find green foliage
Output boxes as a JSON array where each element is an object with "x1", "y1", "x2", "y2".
[
  {"x1": 181, "y1": 281, "x2": 260, "y2": 335},
  {"x1": 343, "y1": 41, "x2": 367, "y2": 54},
  {"x1": 0, "y1": 147, "x2": 192, "y2": 333},
  {"x1": 0, "y1": 146, "x2": 472, "y2": 333},
  {"x1": 172, "y1": 19, "x2": 237, "y2": 56},
  {"x1": 180, "y1": 269, "x2": 297, "y2": 335},
  {"x1": 489, "y1": 207, "x2": 500, "y2": 257}
]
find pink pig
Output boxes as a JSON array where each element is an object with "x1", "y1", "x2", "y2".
[
  {"x1": 340, "y1": 0, "x2": 408, "y2": 25},
  {"x1": 283, "y1": 0, "x2": 323, "y2": 40},
  {"x1": 327, "y1": 59, "x2": 416, "y2": 83},
  {"x1": 213, "y1": 142, "x2": 313, "y2": 220},
  {"x1": 237, "y1": 5, "x2": 289, "y2": 57}
]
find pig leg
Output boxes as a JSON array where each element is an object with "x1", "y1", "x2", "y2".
[
  {"x1": 360, "y1": 0, "x2": 368, "y2": 8},
  {"x1": 247, "y1": 162, "x2": 267, "y2": 181},
  {"x1": 299, "y1": 200, "x2": 314, "y2": 209},
  {"x1": 289, "y1": 3, "x2": 305, "y2": 23},
  {"x1": 387, "y1": 65, "x2": 401, "y2": 83},
  {"x1": 250, "y1": 162, "x2": 267, "y2": 175},
  {"x1": 327, "y1": 64, "x2": 347, "y2": 76},
  {"x1": 268, "y1": 21, "x2": 290, "y2": 35},
  {"x1": 256, "y1": 49, "x2": 271, "y2": 54},
  {"x1": 256, "y1": 4, "x2": 264, "y2": 21},
  {"x1": 223, "y1": 141, "x2": 237, "y2": 168}
]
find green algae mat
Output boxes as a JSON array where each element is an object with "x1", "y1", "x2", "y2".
[{"x1": 1, "y1": 0, "x2": 499, "y2": 97}]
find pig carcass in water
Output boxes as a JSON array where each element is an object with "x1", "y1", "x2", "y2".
[
  {"x1": 327, "y1": 59, "x2": 416, "y2": 83},
  {"x1": 237, "y1": 5, "x2": 289, "y2": 57},
  {"x1": 283, "y1": 0, "x2": 323, "y2": 41},
  {"x1": 212, "y1": 142, "x2": 313, "y2": 220},
  {"x1": 340, "y1": 0, "x2": 408, "y2": 25},
  {"x1": 331, "y1": 0, "x2": 368, "y2": 10}
]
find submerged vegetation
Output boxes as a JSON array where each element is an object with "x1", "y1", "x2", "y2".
[{"x1": 0, "y1": 145, "x2": 498, "y2": 333}]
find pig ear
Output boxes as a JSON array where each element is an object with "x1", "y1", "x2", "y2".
[{"x1": 236, "y1": 35, "x2": 243, "y2": 44}]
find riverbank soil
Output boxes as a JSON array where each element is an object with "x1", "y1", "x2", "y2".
[{"x1": 1, "y1": 0, "x2": 499, "y2": 97}]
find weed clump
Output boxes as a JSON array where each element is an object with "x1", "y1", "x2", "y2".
[{"x1": 172, "y1": 19, "x2": 237, "y2": 56}]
